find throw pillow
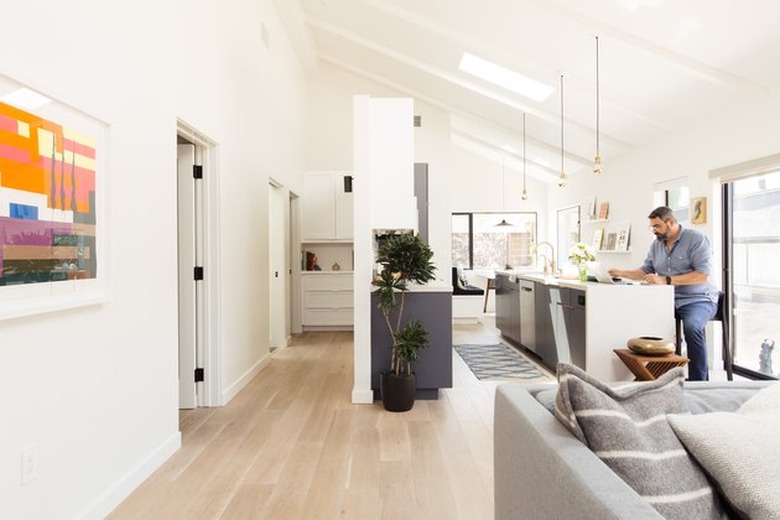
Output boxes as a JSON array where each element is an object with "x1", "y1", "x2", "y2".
[
  {"x1": 554, "y1": 363, "x2": 723, "y2": 520},
  {"x1": 668, "y1": 383, "x2": 780, "y2": 520}
]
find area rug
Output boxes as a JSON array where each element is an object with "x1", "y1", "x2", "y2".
[{"x1": 453, "y1": 343, "x2": 551, "y2": 382}]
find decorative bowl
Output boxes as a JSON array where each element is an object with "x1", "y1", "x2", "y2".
[{"x1": 627, "y1": 336, "x2": 675, "y2": 356}]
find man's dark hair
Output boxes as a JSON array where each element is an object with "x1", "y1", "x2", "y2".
[{"x1": 648, "y1": 206, "x2": 675, "y2": 222}]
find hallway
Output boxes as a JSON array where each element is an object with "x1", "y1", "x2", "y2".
[{"x1": 109, "y1": 325, "x2": 516, "y2": 519}]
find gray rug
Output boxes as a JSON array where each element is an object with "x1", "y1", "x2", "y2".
[{"x1": 454, "y1": 343, "x2": 549, "y2": 381}]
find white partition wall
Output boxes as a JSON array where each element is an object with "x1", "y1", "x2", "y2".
[{"x1": 352, "y1": 95, "x2": 417, "y2": 403}]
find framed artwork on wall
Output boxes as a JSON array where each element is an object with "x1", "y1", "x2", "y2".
[
  {"x1": 0, "y1": 74, "x2": 107, "y2": 320},
  {"x1": 691, "y1": 196, "x2": 707, "y2": 224}
]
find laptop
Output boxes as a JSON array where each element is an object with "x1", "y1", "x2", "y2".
[{"x1": 589, "y1": 262, "x2": 627, "y2": 284}]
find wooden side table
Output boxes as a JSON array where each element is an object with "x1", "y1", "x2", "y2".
[{"x1": 613, "y1": 348, "x2": 688, "y2": 381}]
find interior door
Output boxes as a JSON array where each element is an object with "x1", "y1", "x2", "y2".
[
  {"x1": 177, "y1": 144, "x2": 197, "y2": 408},
  {"x1": 269, "y1": 181, "x2": 286, "y2": 350}
]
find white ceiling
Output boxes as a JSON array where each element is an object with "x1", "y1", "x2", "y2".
[{"x1": 276, "y1": 0, "x2": 780, "y2": 183}]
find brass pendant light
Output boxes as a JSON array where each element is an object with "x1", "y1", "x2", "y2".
[
  {"x1": 557, "y1": 74, "x2": 567, "y2": 188},
  {"x1": 521, "y1": 112, "x2": 528, "y2": 200},
  {"x1": 594, "y1": 36, "x2": 603, "y2": 176}
]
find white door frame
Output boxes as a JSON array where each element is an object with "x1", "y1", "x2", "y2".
[
  {"x1": 268, "y1": 178, "x2": 287, "y2": 350},
  {"x1": 290, "y1": 192, "x2": 302, "y2": 335},
  {"x1": 177, "y1": 120, "x2": 222, "y2": 407}
]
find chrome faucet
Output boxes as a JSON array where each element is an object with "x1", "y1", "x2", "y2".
[{"x1": 536, "y1": 241, "x2": 557, "y2": 275}]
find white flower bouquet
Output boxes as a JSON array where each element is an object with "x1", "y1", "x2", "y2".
[{"x1": 568, "y1": 242, "x2": 597, "y2": 265}]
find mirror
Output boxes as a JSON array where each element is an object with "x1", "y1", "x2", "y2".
[{"x1": 557, "y1": 205, "x2": 581, "y2": 268}]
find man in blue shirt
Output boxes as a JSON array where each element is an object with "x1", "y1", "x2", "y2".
[{"x1": 609, "y1": 206, "x2": 718, "y2": 380}]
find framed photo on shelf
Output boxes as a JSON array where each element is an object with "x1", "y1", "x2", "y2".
[
  {"x1": 591, "y1": 228, "x2": 604, "y2": 250},
  {"x1": 598, "y1": 201, "x2": 610, "y2": 220},
  {"x1": 616, "y1": 223, "x2": 632, "y2": 252},
  {"x1": 604, "y1": 232, "x2": 617, "y2": 251}
]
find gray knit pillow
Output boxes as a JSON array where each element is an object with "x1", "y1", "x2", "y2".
[{"x1": 554, "y1": 363, "x2": 724, "y2": 520}]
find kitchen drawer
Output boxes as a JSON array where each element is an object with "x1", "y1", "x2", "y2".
[
  {"x1": 304, "y1": 291, "x2": 353, "y2": 309},
  {"x1": 302, "y1": 273, "x2": 353, "y2": 291}
]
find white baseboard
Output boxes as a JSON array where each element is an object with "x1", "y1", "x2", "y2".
[
  {"x1": 222, "y1": 354, "x2": 270, "y2": 405},
  {"x1": 351, "y1": 387, "x2": 374, "y2": 404},
  {"x1": 76, "y1": 431, "x2": 181, "y2": 520}
]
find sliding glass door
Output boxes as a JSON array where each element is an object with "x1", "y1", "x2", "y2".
[{"x1": 723, "y1": 170, "x2": 780, "y2": 380}]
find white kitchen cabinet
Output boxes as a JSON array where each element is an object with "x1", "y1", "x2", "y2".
[
  {"x1": 301, "y1": 272, "x2": 354, "y2": 329},
  {"x1": 301, "y1": 171, "x2": 353, "y2": 241}
]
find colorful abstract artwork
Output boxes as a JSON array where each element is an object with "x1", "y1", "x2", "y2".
[{"x1": 0, "y1": 97, "x2": 99, "y2": 290}]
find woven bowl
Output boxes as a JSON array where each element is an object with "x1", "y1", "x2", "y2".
[{"x1": 627, "y1": 336, "x2": 675, "y2": 356}]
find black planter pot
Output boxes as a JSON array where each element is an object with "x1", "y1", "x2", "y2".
[{"x1": 380, "y1": 372, "x2": 416, "y2": 412}]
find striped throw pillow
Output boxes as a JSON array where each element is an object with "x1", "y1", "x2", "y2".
[{"x1": 554, "y1": 363, "x2": 725, "y2": 520}]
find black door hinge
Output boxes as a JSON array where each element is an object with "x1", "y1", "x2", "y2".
[
  {"x1": 194, "y1": 367, "x2": 204, "y2": 382},
  {"x1": 194, "y1": 266, "x2": 204, "y2": 280},
  {"x1": 193, "y1": 165, "x2": 203, "y2": 179}
]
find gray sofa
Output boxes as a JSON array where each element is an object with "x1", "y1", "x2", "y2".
[{"x1": 494, "y1": 380, "x2": 770, "y2": 520}]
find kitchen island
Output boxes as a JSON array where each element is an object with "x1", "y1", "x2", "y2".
[{"x1": 495, "y1": 271, "x2": 675, "y2": 381}]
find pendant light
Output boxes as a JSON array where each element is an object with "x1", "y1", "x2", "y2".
[
  {"x1": 521, "y1": 112, "x2": 528, "y2": 200},
  {"x1": 593, "y1": 36, "x2": 603, "y2": 176},
  {"x1": 557, "y1": 73, "x2": 567, "y2": 188},
  {"x1": 495, "y1": 152, "x2": 513, "y2": 228}
]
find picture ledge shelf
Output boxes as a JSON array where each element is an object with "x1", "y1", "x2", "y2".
[
  {"x1": 597, "y1": 249, "x2": 631, "y2": 254},
  {"x1": 585, "y1": 218, "x2": 610, "y2": 223}
]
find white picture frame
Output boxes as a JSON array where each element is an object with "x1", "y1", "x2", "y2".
[
  {"x1": 616, "y1": 222, "x2": 631, "y2": 252},
  {"x1": 0, "y1": 74, "x2": 108, "y2": 320}
]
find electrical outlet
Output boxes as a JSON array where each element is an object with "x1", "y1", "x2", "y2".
[{"x1": 21, "y1": 444, "x2": 39, "y2": 485}]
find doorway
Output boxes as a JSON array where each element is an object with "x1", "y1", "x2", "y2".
[
  {"x1": 268, "y1": 179, "x2": 288, "y2": 351},
  {"x1": 177, "y1": 122, "x2": 221, "y2": 408}
]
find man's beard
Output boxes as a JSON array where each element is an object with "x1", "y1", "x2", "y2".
[{"x1": 655, "y1": 232, "x2": 668, "y2": 241}]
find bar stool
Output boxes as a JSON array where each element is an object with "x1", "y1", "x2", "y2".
[
  {"x1": 675, "y1": 291, "x2": 732, "y2": 380},
  {"x1": 483, "y1": 278, "x2": 496, "y2": 313}
]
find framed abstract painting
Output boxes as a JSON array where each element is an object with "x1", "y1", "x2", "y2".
[{"x1": 0, "y1": 74, "x2": 107, "y2": 320}]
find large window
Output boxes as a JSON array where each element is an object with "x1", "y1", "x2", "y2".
[
  {"x1": 723, "y1": 169, "x2": 780, "y2": 380},
  {"x1": 452, "y1": 212, "x2": 537, "y2": 270}
]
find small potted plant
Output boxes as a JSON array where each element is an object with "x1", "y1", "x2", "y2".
[
  {"x1": 569, "y1": 242, "x2": 597, "y2": 282},
  {"x1": 372, "y1": 232, "x2": 437, "y2": 412}
]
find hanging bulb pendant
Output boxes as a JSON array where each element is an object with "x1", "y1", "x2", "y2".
[
  {"x1": 558, "y1": 74, "x2": 566, "y2": 188},
  {"x1": 521, "y1": 187, "x2": 528, "y2": 200},
  {"x1": 593, "y1": 36, "x2": 603, "y2": 176}
]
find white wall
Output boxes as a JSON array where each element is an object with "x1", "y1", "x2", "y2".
[
  {"x1": 548, "y1": 91, "x2": 780, "y2": 277},
  {"x1": 306, "y1": 64, "x2": 550, "y2": 282},
  {"x1": 0, "y1": 0, "x2": 306, "y2": 518}
]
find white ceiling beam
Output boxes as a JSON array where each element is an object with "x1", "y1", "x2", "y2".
[
  {"x1": 353, "y1": 0, "x2": 680, "y2": 132},
  {"x1": 531, "y1": 0, "x2": 770, "y2": 99},
  {"x1": 272, "y1": 0, "x2": 320, "y2": 74},
  {"x1": 309, "y1": 17, "x2": 631, "y2": 152}
]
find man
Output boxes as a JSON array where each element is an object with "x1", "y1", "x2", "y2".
[{"x1": 608, "y1": 206, "x2": 718, "y2": 380}]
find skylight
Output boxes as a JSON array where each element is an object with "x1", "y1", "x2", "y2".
[{"x1": 458, "y1": 53, "x2": 554, "y2": 102}]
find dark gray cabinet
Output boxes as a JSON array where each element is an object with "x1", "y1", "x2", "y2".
[
  {"x1": 519, "y1": 280, "x2": 536, "y2": 353},
  {"x1": 495, "y1": 274, "x2": 521, "y2": 345},
  {"x1": 565, "y1": 289, "x2": 587, "y2": 369},
  {"x1": 371, "y1": 290, "x2": 452, "y2": 400},
  {"x1": 548, "y1": 287, "x2": 587, "y2": 371},
  {"x1": 534, "y1": 282, "x2": 556, "y2": 371}
]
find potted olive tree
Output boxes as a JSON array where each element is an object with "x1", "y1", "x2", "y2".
[{"x1": 372, "y1": 232, "x2": 437, "y2": 412}]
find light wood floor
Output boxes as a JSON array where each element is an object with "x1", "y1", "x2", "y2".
[{"x1": 108, "y1": 319, "x2": 553, "y2": 520}]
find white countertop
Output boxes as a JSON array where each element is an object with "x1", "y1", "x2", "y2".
[{"x1": 496, "y1": 270, "x2": 645, "y2": 290}]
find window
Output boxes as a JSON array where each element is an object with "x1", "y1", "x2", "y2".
[
  {"x1": 452, "y1": 212, "x2": 537, "y2": 270},
  {"x1": 653, "y1": 177, "x2": 690, "y2": 224},
  {"x1": 723, "y1": 169, "x2": 780, "y2": 380}
]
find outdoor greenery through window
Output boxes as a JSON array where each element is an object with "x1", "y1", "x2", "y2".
[{"x1": 452, "y1": 212, "x2": 537, "y2": 270}]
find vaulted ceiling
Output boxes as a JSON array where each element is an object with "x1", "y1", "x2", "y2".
[{"x1": 276, "y1": 0, "x2": 780, "y2": 183}]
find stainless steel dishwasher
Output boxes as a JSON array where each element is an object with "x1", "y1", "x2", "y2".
[{"x1": 519, "y1": 280, "x2": 536, "y2": 353}]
